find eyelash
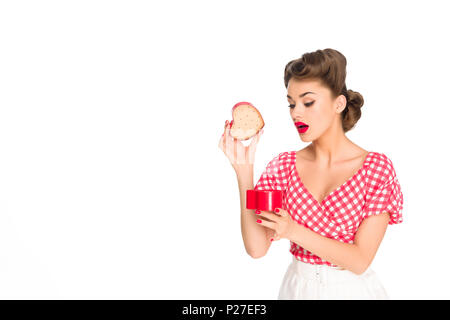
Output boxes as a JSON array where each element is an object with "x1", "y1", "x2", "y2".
[{"x1": 288, "y1": 101, "x2": 314, "y2": 108}]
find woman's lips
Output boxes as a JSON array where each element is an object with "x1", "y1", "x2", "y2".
[
  {"x1": 295, "y1": 121, "x2": 309, "y2": 134},
  {"x1": 298, "y1": 126, "x2": 309, "y2": 133}
]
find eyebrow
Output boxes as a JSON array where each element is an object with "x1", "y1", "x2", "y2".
[{"x1": 287, "y1": 92, "x2": 316, "y2": 99}]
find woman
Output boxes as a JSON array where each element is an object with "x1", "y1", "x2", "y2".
[{"x1": 218, "y1": 48, "x2": 403, "y2": 300}]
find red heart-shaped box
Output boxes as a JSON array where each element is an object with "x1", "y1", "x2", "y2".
[{"x1": 246, "y1": 189, "x2": 283, "y2": 211}]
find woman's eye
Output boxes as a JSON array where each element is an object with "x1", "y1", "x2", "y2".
[{"x1": 288, "y1": 101, "x2": 314, "y2": 108}]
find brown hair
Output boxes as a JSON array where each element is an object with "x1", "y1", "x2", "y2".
[{"x1": 284, "y1": 48, "x2": 364, "y2": 132}]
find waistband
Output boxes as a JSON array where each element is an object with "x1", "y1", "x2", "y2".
[{"x1": 290, "y1": 256, "x2": 373, "y2": 284}]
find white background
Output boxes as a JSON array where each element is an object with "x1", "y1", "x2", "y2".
[{"x1": 0, "y1": 1, "x2": 448, "y2": 299}]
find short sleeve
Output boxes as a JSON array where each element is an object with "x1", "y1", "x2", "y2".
[
  {"x1": 254, "y1": 152, "x2": 287, "y2": 192},
  {"x1": 362, "y1": 155, "x2": 404, "y2": 225}
]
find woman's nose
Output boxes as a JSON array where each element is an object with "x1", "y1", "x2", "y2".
[{"x1": 291, "y1": 105, "x2": 304, "y2": 115}]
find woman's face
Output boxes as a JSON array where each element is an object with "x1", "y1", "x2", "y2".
[{"x1": 287, "y1": 78, "x2": 345, "y2": 142}]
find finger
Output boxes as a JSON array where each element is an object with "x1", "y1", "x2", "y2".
[
  {"x1": 256, "y1": 218, "x2": 276, "y2": 230},
  {"x1": 218, "y1": 133, "x2": 224, "y2": 150},
  {"x1": 226, "y1": 120, "x2": 232, "y2": 137},
  {"x1": 222, "y1": 120, "x2": 228, "y2": 142},
  {"x1": 244, "y1": 145, "x2": 249, "y2": 164},
  {"x1": 233, "y1": 135, "x2": 238, "y2": 163},
  {"x1": 230, "y1": 122, "x2": 238, "y2": 160},
  {"x1": 219, "y1": 120, "x2": 227, "y2": 140},
  {"x1": 222, "y1": 120, "x2": 228, "y2": 151},
  {"x1": 247, "y1": 133, "x2": 259, "y2": 165},
  {"x1": 248, "y1": 129, "x2": 262, "y2": 156},
  {"x1": 223, "y1": 130, "x2": 228, "y2": 154},
  {"x1": 225, "y1": 121, "x2": 235, "y2": 162},
  {"x1": 270, "y1": 232, "x2": 277, "y2": 242},
  {"x1": 274, "y1": 208, "x2": 288, "y2": 217},
  {"x1": 256, "y1": 210, "x2": 280, "y2": 223},
  {"x1": 236, "y1": 141, "x2": 245, "y2": 164},
  {"x1": 247, "y1": 137, "x2": 258, "y2": 157},
  {"x1": 258, "y1": 128, "x2": 264, "y2": 140},
  {"x1": 251, "y1": 128, "x2": 263, "y2": 145},
  {"x1": 271, "y1": 233, "x2": 281, "y2": 241},
  {"x1": 227, "y1": 122, "x2": 239, "y2": 164},
  {"x1": 270, "y1": 232, "x2": 279, "y2": 241}
]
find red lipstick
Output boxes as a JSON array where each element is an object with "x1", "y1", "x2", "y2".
[{"x1": 295, "y1": 121, "x2": 309, "y2": 134}]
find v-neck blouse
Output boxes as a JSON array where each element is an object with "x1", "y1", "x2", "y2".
[{"x1": 253, "y1": 150, "x2": 404, "y2": 267}]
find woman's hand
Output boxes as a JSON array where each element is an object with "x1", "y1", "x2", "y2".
[
  {"x1": 255, "y1": 208, "x2": 295, "y2": 241},
  {"x1": 218, "y1": 120, "x2": 263, "y2": 171}
]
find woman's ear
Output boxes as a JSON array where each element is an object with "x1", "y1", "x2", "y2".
[{"x1": 336, "y1": 94, "x2": 347, "y2": 113}]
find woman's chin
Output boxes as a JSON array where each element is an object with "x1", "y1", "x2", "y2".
[{"x1": 298, "y1": 131, "x2": 312, "y2": 141}]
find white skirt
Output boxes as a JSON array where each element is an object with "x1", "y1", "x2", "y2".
[{"x1": 278, "y1": 256, "x2": 389, "y2": 300}]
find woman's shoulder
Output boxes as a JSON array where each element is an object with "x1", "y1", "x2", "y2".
[
  {"x1": 365, "y1": 151, "x2": 398, "y2": 182},
  {"x1": 269, "y1": 150, "x2": 296, "y2": 162},
  {"x1": 366, "y1": 151, "x2": 396, "y2": 169},
  {"x1": 265, "y1": 150, "x2": 296, "y2": 171}
]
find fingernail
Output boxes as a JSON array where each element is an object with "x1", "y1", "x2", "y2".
[
  {"x1": 256, "y1": 219, "x2": 261, "y2": 223},
  {"x1": 270, "y1": 238, "x2": 273, "y2": 241},
  {"x1": 275, "y1": 208, "x2": 279, "y2": 213},
  {"x1": 255, "y1": 210, "x2": 261, "y2": 214}
]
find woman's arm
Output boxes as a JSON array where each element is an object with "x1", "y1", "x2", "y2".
[
  {"x1": 219, "y1": 120, "x2": 269, "y2": 258},
  {"x1": 288, "y1": 212, "x2": 390, "y2": 274},
  {"x1": 236, "y1": 165, "x2": 272, "y2": 258}
]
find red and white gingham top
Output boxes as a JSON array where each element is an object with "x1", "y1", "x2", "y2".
[{"x1": 254, "y1": 150, "x2": 404, "y2": 267}]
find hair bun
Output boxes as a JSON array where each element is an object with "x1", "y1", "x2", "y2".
[{"x1": 346, "y1": 89, "x2": 364, "y2": 109}]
